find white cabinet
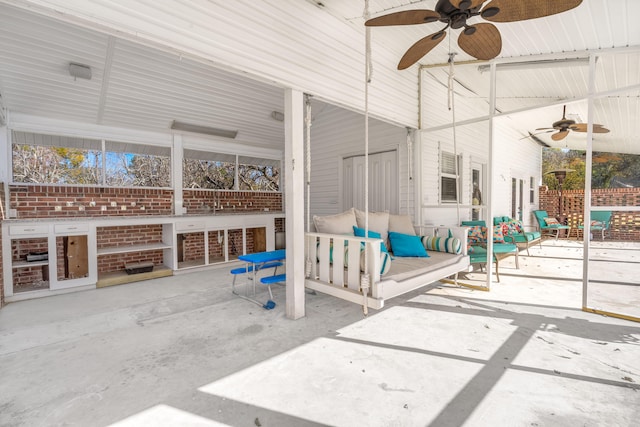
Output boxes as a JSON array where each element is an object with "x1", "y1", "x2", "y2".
[
  {"x1": 95, "y1": 220, "x2": 174, "y2": 288},
  {"x1": 2, "y1": 214, "x2": 283, "y2": 302},
  {"x1": 2, "y1": 221, "x2": 95, "y2": 301}
]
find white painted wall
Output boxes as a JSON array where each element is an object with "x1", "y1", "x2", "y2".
[
  {"x1": 308, "y1": 101, "x2": 412, "y2": 221},
  {"x1": 492, "y1": 122, "x2": 542, "y2": 228},
  {"x1": 420, "y1": 119, "x2": 542, "y2": 228},
  {"x1": 420, "y1": 121, "x2": 489, "y2": 227}
]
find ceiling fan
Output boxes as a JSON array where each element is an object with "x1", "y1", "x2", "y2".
[
  {"x1": 535, "y1": 105, "x2": 610, "y2": 141},
  {"x1": 365, "y1": 0, "x2": 583, "y2": 70}
]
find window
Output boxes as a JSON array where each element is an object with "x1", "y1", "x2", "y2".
[
  {"x1": 530, "y1": 176, "x2": 535, "y2": 203},
  {"x1": 471, "y1": 162, "x2": 485, "y2": 221},
  {"x1": 183, "y1": 150, "x2": 236, "y2": 189},
  {"x1": 11, "y1": 131, "x2": 171, "y2": 187},
  {"x1": 440, "y1": 151, "x2": 461, "y2": 203},
  {"x1": 104, "y1": 141, "x2": 171, "y2": 187},
  {"x1": 237, "y1": 155, "x2": 280, "y2": 192},
  {"x1": 183, "y1": 150, "x2": 281, "y2": 191}
]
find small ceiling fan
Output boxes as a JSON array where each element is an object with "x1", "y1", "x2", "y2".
[
  {"x1": 365, "y1": 0, "x2": 583, "y2": 70},
  {"x1": 535, "y1": 105, "x2": 610, "y2": 141}
]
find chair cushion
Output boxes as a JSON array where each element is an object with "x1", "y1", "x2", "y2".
[
  {"x1": 493, "y1": 216, "x2": 511, "y2": 226},
  {"x1": 492, "y1": 226, "x2": 505, "y2": 243},
  {"x1": 509, "y1": 231, "x2": 541, "y2": 243},
  {"x1": 492, "y1": 243, "x2": 518, "y2": 254},
  {"x1": 467, "y1": 225, "x2": 487, "y2": 246},
  {"x1": 501, "y1": 218, "x2": 524, "y2": 236}
]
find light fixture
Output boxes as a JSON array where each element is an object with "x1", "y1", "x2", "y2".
[
  {"x1": 170, "y1": 120, "x2": 238, "y2": 139},
  {"x1": 271, "y1": 111, "x2": 285, "y2": 122},
  {"x1": 69, "y1": 62, "x2": 92, "y2": 80},
  {"x1": 477, "y1": 57, "x2": 590, "y2": 73}
]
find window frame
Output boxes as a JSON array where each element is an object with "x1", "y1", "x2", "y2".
[{"x1": 439, "y1": 150, "x2": 462, "y2": 204}]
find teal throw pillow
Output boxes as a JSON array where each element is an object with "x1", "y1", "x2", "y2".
[
  {"x1": 388, "y1": 231, "x2": 429, "y2": 258},
  {"x1": 353, "y1": 226, "x2": 389, "y2": 254}
]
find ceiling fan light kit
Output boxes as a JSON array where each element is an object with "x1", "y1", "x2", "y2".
[{"x1": 365, "y1": 0, "x2": 583, "y2": 70}]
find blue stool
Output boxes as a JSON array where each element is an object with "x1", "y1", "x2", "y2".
[{"x1": 259, "y1": 274, "x2": 286, "y2": 302}]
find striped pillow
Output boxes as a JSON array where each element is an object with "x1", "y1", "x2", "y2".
[
  {"x1": 360, "y1": 249, "x2": 392, "y2": 275},
  {"x1": 421, "y1": 236, "x2": 462, "y2": 255}
]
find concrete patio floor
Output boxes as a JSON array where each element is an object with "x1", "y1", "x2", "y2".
[{"x1": 1, "y1": 239, "x2": 639, "y2": 426}]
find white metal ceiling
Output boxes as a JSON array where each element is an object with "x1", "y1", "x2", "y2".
[{"x1": 1, "y1": 1, "x2": 639, "y2": 155}]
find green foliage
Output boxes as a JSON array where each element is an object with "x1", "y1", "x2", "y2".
[{"x1": 542, "y1": 148, "x2": 640, "y2": 190}]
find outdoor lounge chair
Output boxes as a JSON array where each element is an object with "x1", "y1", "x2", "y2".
[
  {"x1": 461, "y1": 220, "x2": 518, "y2": 282},
  {"x1": 577, "y1": 211, "x2": 612, "y2": 240},
  {"x1": 493, "y1": 216, "x2": 541, "y2": 256},
  {"x1": 533, "y1": 210, "x2": 571, "y2": 240}
]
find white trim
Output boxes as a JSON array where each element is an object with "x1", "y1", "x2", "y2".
[{"x1": 9, "y1": 113, "x2": 172, "y2": 146}]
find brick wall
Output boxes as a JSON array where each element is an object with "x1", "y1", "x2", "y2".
[
  {"x1": 10, "y1": 185, "x2": 174, "y2": 218},
  {"x1": 10, "y1": 238, "x2": 49, "y2": 289},
  {"x1": 540, "y1": 186, "x2": 640, "y2": 241},
  {"x1": 181, "y1": 232, "x2": 205, "y2": 263},
  {"x1": 97, "y1": 224, "x2": 164, "y2": 274},
  {"x1": 8, "y1": 185, "x2": 283, "y2": 219},
  {"x1": 2, "y1": 184, "x2": 284, "y2": 301},
  {"x1": 98, "y1": 251, "x2": 165, "y2": 274},
  {"x1": 183, "y1": 189, "x2": 282, "y2": 214}
]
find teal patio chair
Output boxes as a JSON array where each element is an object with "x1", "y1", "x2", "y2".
[
  {"x1": 461, "y1": 220, "x2": 518, "y2": 282},
  {"x1": 578, "y1": 211, "x2": 612, "y2": 240},
  {"x1": 493, "y1": 216, "x2": 541, "y2": 256},
  {"x1": 533, "y1": 210, "x2": 571, "y2": 240}
]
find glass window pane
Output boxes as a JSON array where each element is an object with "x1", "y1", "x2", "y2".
[{"x1": 12, "y1": 143, "x2": 102, "y2": 185}]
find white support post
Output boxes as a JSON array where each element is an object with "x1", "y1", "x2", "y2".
[
  {"x1": 284, "y1": 88, "x2": 305, "y2": 319},
  {"x1": 0, "y1": 116, "x2": 11, "y2": 218},
  {"x1": 172, "y1": 134, "x2": 184, "y2": 215},
  {"x1": 485, "y1": 62, "x2": 497, "y2": 290}
]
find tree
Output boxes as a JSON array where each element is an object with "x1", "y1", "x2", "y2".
[
  {"x1": 542, "y1": 148, "x2": 640, "y2": 190},
  {"x1": 183, "y1": 159, "x2": 235, "y2": 189},
  {"x1": 12, "y1": 144, "x2": 100, "y2": 184},
  {"x1": 128, "y1": 154, "x2": 171, "y2": 187}
]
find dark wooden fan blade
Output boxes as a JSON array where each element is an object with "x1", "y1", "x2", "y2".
[
  {"x1": 458, "y1": 23, "x2": 501, "y2": 60},
  {"x1": 450, "y1": 0, "x2": 485, "y2": 10},
  {"x1": 535, "y1": 127, "x2": 554, "y2": 131},
  {"x1": 365, "y1": 10, "x2": 440, "y2": 26},
  {"x1": 569, "y1": 123, "x2": 587, "y2": 131},
  {"x1": 482, "y1": 0, "x2": 582, "y2": 23},
  {"x1": 570, "y1": 123, "x2": 610, "y2": 133},
  {"x1": 552, "y1": 130, "x2": 570, "y2": 141},
  {"x1": 398, "y1": 31, "x2": 446, "y2": 70}
]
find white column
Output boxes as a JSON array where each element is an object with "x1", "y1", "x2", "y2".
[
  {"x1": 284, "y1": 88, "x2": 305, "y2": 319},
  {"x1": 173, "y1": 134, "x2": 184, "y2": 215},
  {"x1": 0, "y1": 113, "x2": 11, "y2": 218}
]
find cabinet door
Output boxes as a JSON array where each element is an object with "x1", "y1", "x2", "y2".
[
  {"x1": 63, "y1": 235, "x2": 89, "y2": 279},
  {"x1": 52, "y1": 233, "x2": 94, "y2": 290}
]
